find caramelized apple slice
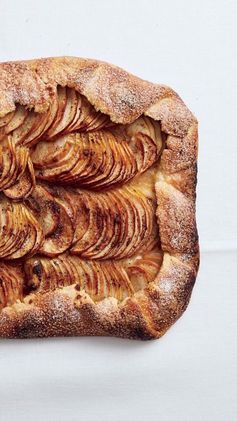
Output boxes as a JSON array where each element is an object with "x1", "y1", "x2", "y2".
[
  {"x1": 0, "y1": 200, "x2": 43, "y2": 259},
  {"x1": 5, "y1": 206, "x2": 39, "y2": 259},
  {"x1": 66, "y1": 92, "x2": 82, "y2": 132},
  {"x1": 0, "y1": 264, "x2": 24, "y2": 310},
  {"x1": 24, "y1": 255, "x2": 134, "y2": 302},
  {"x1": 4, "y1": 157, "x2": 35, "y2": 199},
  {"x1": 0, "y1": 106, "x2": 27, "y2": 141},
  {"x1": 9, "y1": 111, "x2": 41, "y2": 146},
  {"x1": 44, "y1": 86, "x2": 67, "y2": 138},
  {"x1": 78, "y1": 132, "x2": 114, "y2": 187},
  {"x1": 56, "y1": 88, "x2": 78, "y2": 135},
  {"x1": 35, "y1": 136, "x2": 80, "y2": 180},
  {"x1": 25, "y1": 185, "x2": 60, "y2": 236},
  {"x1": 4, "y1": 106, "x2": 28, "y2": 134},
  {"x1": 0, "y1": 147, "x2": 14, "y2": 190},
  {"x1": 0, "y1": 200, "x2": 22, "y2": 255},
  {"x1": 31, "y1": 135, "x2": 73, "y2": 169},
  {"x1": 58, "y1": 134, "x2": 92, "y2": 183},
  {"x1": 82, "y1": 193, "x2": 113, "y2": 258},
  {"x1": 72, "y1": 97, "x2": 95, "y2": 131},
  {"x1": 37, "y1": 194, "x2": 73, "y2": 256},
  {"x1": 70, "y1": 191, "x2": 105, "y2": 254}
]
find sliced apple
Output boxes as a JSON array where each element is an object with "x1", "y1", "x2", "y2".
[
  {"x1": 0, "y1": 146, "x2": 14, "y2": 189},
  {"x1": 90, "y1": 191, "x2": 125, "y2": 260},
  {"x1": 35, "y1": 136, "x2": 80, "y2": 181},
  {"x1": 81, "y1": 193, "x2": 113, "y2": 258},
  {"x1": 25, "y1": 185, "x2": 60, "y2": 236},
  {"x1": 3, "y1": 106, "x2": 28, "y2": 134},
  {"x1": 66, "y1": 92, "x2": 82, "y2": 132},
  {"x1": 39, "y1": 202, "x2": 73, "y2": 257},
  {"x1": 70, "y1": 191, "x2": 106, "y2": 254},
  {"x1": 56, "y1": 87, "x2": 78, "y2": 135},
  {"x1": 0, "y1": 263, "x2": 24, "y2": 310},
  {"x1": 44, "y1": 86, "x2": 67, "y2": 138},
  {"x1": 25, "y1": 184, "x2": 73, "y2": 256},
  {"x1": 0, "y1": 199, "x2": 43, "y2": 259},
  {"x1": 31, "y1": 135, "x2": 74, "y2": 169},
  {"x1": 24, "y1": 254, "x2": 134, "y2": 302},
  {"x1": 4, "y1": 157, "x2": 35, "y2": 199}
]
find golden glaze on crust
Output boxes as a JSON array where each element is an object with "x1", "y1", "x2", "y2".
[{"x1": 0, "y1": 57, "x2": 199, "y2": 340}]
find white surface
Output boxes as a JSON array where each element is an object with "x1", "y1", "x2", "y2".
[{"x1": 0, "y1": 1, "x2": 236, "y2": 420}]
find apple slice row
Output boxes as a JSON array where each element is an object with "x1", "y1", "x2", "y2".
[
  {"x1": 0, "y1": 140, "x2": 35, "y2": 199},
  {"x1": 0, "y1": 197, "x2": 43, "y2": 260},
  {"x1": 25, "y1": 185, "x2": 74, "y2": 256},
  {"x1": 0, "y1": 88, "x2": 111, "y2": 147},
  {"x1": 24, "y1": 254, "x2": 134, "y2": 302},
  {"x1": 47, "y1": 185, "x2": 157, "y2": 260},
  {"x1": 0, "y1": 263, "x2": 24, "y2": 310},
  {"x1": 32, "y1": 129, "x2": 160, "y2": 189}
]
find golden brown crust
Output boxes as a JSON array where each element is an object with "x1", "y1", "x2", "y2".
[{"x1": 0, "y1": 57, "x2": 199, "y2": 340}]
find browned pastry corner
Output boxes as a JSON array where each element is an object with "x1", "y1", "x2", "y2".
[{"x1": 0, "y1": 57, "x2": 199, "y2": 340}]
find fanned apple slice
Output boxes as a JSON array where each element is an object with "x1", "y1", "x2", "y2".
[
  {"x1": 126, "y1": 116, "x2": 162, "y2": 172},
  {"x1": 79, "y1": 194, "x2": 109, "y2": 258},
  {"x1": 44, "y1": 86, "x2": 67, "y2": 138},
  {"x1": 4, "y1": 157, "x2": 35, "y2": 199},
  {"x1": 91, "y1": 191, "x2": 125, "y2": 260},
  {"x1": 70, "y1": 191, "x2": 105, "y2": 254},
  {"x1": 73, "y1": 97, "x2": 96, "y2": 131},
  {"x1": 4, "y1": 205, "x2": 43, "y2": 259},
  {"x1": 2, "y1": 106, "x2": 28, "y2": 134},
  {"x1": 0, "y1": 107, "x2": 27, "y2": 141},
  {"x1": 80, "y1": 132, "x2": 114, "y2": 188},
  {"x1": 122, "y1": 187, "x2": 149, "y2": 257},
  {"x1": 60, "y1": 189, "x2": 90, "y2": 244},
  {"x1": 56, "y1": 88, "x2": 78, "y2": 135},
  {"x1": 25, "y1": 185, "x2": 60, "y2": 237},
  {"x1": 0, "y1": 147, "x2": 14, "y2": 189},
  {"x1": 35, "y1": 146, "x2": 78, "y2": 180},
  {"x1": 58, "y1": 135, "x2": 92, "y2": 183},
  {"x1": 0, "y1": 200, "x2": 22, "y2": 255},
  {"x1": 9, "y1": 110, "x2": 41, "y2": 146},
  {"x1": 31, "y1": 135, "x2": 73, "y2": 169},
  {"x1": 0, "y1": 199, "x2": 43, "y2": 259},
  {"x1": 35, "y1": 136, "x2": 80, "y2": 181},
  {"x1": 0, "y1": 201, "x2": 31, "y2": 258},
  {"x1": 36, "y1": 195, "x2": 73, "y2": 257},
  {"x1": 106, "y1": 189, "x2": 135, "y2": 260},
  {"x1": 81, "y1": 193, "x2": 113, "y2": 258},
  {"x1": 65, "y1": 92, "x2": 82, "y2": 132},
  {"x1": 21, "y1": 111, "x2": 50, "y2": 147},
  {"x1": 25, "y1": 184, "x2": 73, "y2": 256},
  {"x1": 76, "y1": 132, "x2": 109, "y2": 184},
  {"x1": 68, "y1": 133, "x2": 104, "y2": 182},
  {"x1": 85, "y1": 111, "x2": 111, "y2": 132},
  {"x1": 0, "y1": 264, "x2": 24, "y2": 310},
  {"x1": 24, "y1": 255, "x2": 134, "y2": 302}
]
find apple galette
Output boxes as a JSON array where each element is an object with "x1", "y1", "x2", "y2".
[{"x1": 0, "y1": 57, "x2": 199, "y2": 339}]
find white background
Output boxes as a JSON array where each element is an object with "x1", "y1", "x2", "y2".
[{"x1": 0, "y1": 1, "x2": 236, "y2": 420}]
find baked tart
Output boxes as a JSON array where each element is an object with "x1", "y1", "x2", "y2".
[{"x1": 0, "y1": 57, "x2": 199, "y2": 339}]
